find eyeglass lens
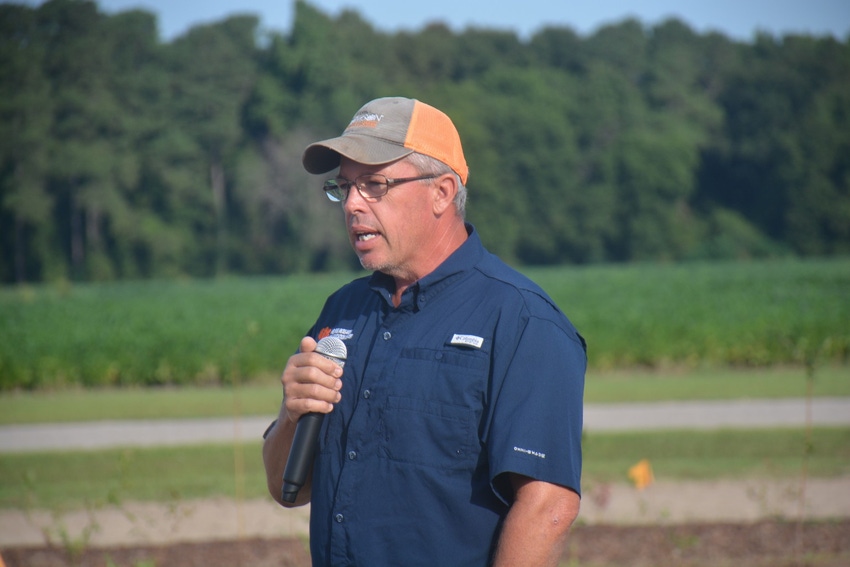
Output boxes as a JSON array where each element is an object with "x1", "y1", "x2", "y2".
[{"x1": 324, "y1": 175, "x2": 388, "y2": 202}]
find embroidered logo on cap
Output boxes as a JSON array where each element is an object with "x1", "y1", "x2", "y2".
[
  {"x1": 450, "y1": 334, "x2": 484, "y2": 349},
  {"x1": 348, "y1": 112, "x2": 383, "y2": 129}
]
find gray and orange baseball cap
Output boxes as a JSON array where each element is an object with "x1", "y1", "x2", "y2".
[{"x1": 302, "y1": 97, "x2": 469, "y2": 185}]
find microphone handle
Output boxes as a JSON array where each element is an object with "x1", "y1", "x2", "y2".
[{"x1": 281, "y1": 412, "x2": 324, "y2": 503}]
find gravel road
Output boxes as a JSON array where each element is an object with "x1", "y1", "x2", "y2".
[{"x1": 2, "y1": 397, "x2": 849, "y2": 453}]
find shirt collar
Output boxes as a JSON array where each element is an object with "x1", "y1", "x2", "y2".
[{"x1": 369, "y1": 223, "x2": 483, "y2": 309}]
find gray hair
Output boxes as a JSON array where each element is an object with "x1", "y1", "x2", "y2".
[{"x1": 405, "y1": 153, "x2": 467, "y2": 219}]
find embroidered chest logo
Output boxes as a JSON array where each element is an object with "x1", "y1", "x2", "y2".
[
  {"x1": 318, "y1": 326, "x2": 354, "y2": 341},
  {"x1": 450, "y1": 334, "x2": 484, "y2": 349}
]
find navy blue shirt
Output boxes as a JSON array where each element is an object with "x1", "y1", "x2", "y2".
[{"x1": 301, "y1": 225, "x2": 585, "y2": 566}]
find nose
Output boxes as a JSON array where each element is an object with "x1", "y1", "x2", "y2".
[{"x1": 342, "y1": 184, "x2": 368, "y2": 213}]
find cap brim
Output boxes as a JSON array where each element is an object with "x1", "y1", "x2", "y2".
[{"x1": 302, "y1": 133, "x2": 414, "y2": 175}]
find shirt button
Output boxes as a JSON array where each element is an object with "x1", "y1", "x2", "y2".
[
  {"x1": 363, "y1": 389, "x2": 371, "y2": 399},
  {"x1": 383, "y1": 331, "x2": 392, "y2": 340},
  {"x1": 348, "y1": 450, "x2": 357, "y2": 460},
  {"x1": 335, "y1": 513, "x2": 344, "y2": 523}
]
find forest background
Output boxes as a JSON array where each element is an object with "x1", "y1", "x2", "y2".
[{"x1": 1, "y1": 0, "x2": 849, "y2": 284}]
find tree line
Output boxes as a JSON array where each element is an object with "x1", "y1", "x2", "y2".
[{"x1": 1, "y1": 0, "x2": 849, "y2": 283}]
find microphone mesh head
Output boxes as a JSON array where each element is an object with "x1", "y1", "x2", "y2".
[{"x1": 316, "y1": 336, "x2": 347, "y2": 365}]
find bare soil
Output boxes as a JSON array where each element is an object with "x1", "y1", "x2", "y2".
[{"x1": 3, "y1": 520, "x2": 849, "y2": 567}]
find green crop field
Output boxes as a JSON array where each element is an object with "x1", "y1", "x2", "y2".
[
  {"x1": 0, "y1": 273, "x2": 352, "y2": 390},
  {"x1": 1, "y1": 259, "x2": 848, "y2": 521},
  {"x1": 1, "y1": 258, "x2": 848, "y2": 390},
  {"x1": 525, "y1": 258, "x2": 850, "y2": 369}
]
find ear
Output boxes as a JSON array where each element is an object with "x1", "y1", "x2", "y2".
[{"x1": 432, "y1": 173, "x2": 458, "y2": 216}]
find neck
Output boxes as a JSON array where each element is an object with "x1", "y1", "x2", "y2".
[{"x1": 390, "y1": 220, "x2": 467, "y2": 306}]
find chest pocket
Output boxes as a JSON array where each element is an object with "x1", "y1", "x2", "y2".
[{"x1": 380, "y1": 347, "x2": 489, "y2": 471}]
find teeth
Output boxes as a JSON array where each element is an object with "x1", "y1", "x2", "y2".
[{"x1": 358, "y1": 233, "x2": 377, "y2": 242}]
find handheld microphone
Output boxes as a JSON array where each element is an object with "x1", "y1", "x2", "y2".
[{"x1": 281, "y1": 336, "x2": 347, "y2": 503}]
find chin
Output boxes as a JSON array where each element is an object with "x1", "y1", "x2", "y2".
[
  {"x1": 358, "y1": 255, "x2": 380, "y2": 272},
  {"x1": 359, "y1": 256, "x2": 397, "y2": 276}
]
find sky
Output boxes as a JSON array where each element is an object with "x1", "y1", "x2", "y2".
[{"x1": 11, "y1": 0, "x2": 850, "y2": 42}]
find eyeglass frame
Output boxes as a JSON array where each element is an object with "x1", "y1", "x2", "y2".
[{"x1": 322, "y1": 173, "x2": 439, "y2": 203}]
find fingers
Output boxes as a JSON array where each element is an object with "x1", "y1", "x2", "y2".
[{"x1": 281, "y1": 336, "x2": 344, "y2": 422}]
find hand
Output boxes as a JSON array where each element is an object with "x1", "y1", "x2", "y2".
[{"x1": 281, "y1": 336, "x2": 344, "y2": 424}]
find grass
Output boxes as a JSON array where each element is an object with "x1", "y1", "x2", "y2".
[
  {"x1": 0, "y1": 365, "x2": 847, "y2": 425},
  {"x1": 2, "y1": 428, "x2": 848, "y2": 511},
  {"x1": 0, "y1": 368, "x2": 846, "y2": 519},
  {"x1": 0, "y1": 383, "x2": 284, "y2": 425},
  {"x1": 1, "y1": 366, "x2": 846, "y2": 515},
  {"x1": 1, "y1": 443, "x2": 267, "y2": 511},
  {"x1": 583, "y1": 365, "x2": 850, "y2": 403},
  {"x1": 580, "y1": 428, "x2": 850, "y2": 481},
  {"x1": 1, "y1": 258, "x2": 848, "y2": 390}
]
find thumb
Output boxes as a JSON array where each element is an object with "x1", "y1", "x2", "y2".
[{"x1": 299, "y1": 335, "x2": 318, "y2": 354}]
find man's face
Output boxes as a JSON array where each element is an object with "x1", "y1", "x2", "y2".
[{"x1": 338, "y1": 156, "x2": 436, "y2": 283}]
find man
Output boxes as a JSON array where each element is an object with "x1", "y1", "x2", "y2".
[{"x1": 263, "y1": 97, "x2": 586, "y2": 566}]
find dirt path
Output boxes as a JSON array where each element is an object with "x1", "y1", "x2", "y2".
[
  {"x1": 4, "y1": 522, "x2": 850, "y2": 567},
  {"x1": 3, "y1": 477, "x2": 849, "y2": 549}
]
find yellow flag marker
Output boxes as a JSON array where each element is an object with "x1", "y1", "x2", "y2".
[{"x1": 628, "y1": 458, "x2": 654, "y2": 490}]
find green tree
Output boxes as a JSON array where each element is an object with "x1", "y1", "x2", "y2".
[
  {"x1": 0, "y1": 3, "x2": 54, "y2": 282},
  {"x1": 446, "y1": 67, "x2": 581, "y2": 263},
  {"x1": 704, "y1": 33, "x2": 850, "y2": 256},
  {"x1": 569, "y1": 60, "x2": 647, "y2": 262},
  {"x1": 3, "y1": 0, "x2": 849, "y2": 283},
  {"x1": 38, "y1": 0, "x2": 138, "y2": 281},
  {"x1": 615, "y1": 115, "x2": 704, "y2": 260},
  {"x1": 583, "y1": 18, "x2": 648, "y2": 84},
  {"x1": 783, "y1": 40, "x2": 850, "y2": 254},
  {"x1": 163, "y1": 15, "x2": 260, "y2": 275},
  {"x1": 529, "y1": 26, "x2": 585, "y2": 73}
]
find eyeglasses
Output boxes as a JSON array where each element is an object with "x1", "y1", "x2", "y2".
[{"x1": 323, "y1": 173, "x2": 437, "y2": 203}]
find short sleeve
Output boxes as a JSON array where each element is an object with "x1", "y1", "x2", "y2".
[{"x1": 486, "y1": 314, "x2": 586, "y2": 504}]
